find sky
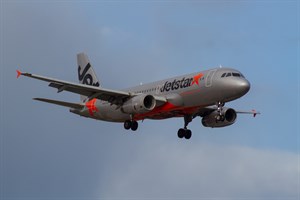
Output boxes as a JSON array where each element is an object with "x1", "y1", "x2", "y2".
[{"x1": 0, "y1": 0, "x2": 299, "y2": 200}]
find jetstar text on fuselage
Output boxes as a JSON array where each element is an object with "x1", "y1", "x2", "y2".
[{"x1": 160, "y1": 73, "x2": 203, "y2": 93}]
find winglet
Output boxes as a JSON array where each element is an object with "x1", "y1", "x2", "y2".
[
  {"x1": 16, "y1": 70, "x2": 22, "y2": 78},
  {"x1": 252, "y1": 109, "x2": 260, "y2": 117}
]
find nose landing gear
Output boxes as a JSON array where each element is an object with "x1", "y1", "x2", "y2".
[{"x1": 216, "y1": 101, "x2": 225, "y2": 122}]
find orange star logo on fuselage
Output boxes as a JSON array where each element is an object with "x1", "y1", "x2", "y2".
[
  {"x1": 85, "y1": 98, "x2": 98, "y2": 116},
  {"x1": 191, "y1": 73, "x2": 204, "y2": 85}
]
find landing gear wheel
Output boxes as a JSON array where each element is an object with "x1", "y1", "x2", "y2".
[
  {"x1": 124, "y1": 120, "x2": 138, "y2": 131},
  {"x1": 177, "y1": 115, "x2": 194, "y2": 139},
  {"x1": 131, "y1": 121, "x2": 138, "y2": 131},
  {"x1": 216, "y1": 101, "x2": 225, "y2": 122},
  {"x1": 184, "y1": 129, "x2": 192, "y2": 140},
  {"x1": 124, "y1": 120, "x2": 132, "y2": 130},
  {"x1": 177, "y1": 128, "x2": 192, "y2": 139},
  {"x1": 215, "y1": 115, "x2": 225, "y2": 122},
  {"x1": 177, "y1": 128, "x2": 185, "y2": 138},
  {"x1": 220, "y1": 115, "x2": 225, "y2": 121}
]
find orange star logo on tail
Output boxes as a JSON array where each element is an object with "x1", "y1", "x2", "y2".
[
  {"x1": 191, "y1": 73, "x2": 204, "y2": 85},
  {"x1": 85, "y1": 98, "x2": 98, "y2": 116}
]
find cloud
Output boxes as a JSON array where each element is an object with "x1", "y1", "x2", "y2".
[{"x1": 97, "y1": 141, "x2": 298, "y2": 199}]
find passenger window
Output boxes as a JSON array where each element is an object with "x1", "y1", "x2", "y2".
[
  {"x1": 221, "y1": 73, "x2": 226, "y2": 77},
  {"x1": 226, "y1": 73, "x2": 231, "y2": 77}
]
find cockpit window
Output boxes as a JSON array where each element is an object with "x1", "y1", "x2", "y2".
[
  {"x1": 232, "y1": 73, "x2": 241, "y2": 77},
  {"x1": 221, "y1": 71, "x2": 245, "y2": 78}
]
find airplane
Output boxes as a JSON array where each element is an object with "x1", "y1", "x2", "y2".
[{"x1": 17, "y1": 53, "x2": 260, "y2": 139}]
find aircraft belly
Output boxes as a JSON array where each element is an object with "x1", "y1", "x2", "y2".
[
  {"x1": 179, "y1": 85, "x2": 227, "y2": 107},
  {"x1": 179, "y1": 87, "x2": 211, "y2": 107},
  {"x1": 96, "y1": 103, "x2": 130, "y2": 122}
]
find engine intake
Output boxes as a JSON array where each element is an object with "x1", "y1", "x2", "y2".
[
  {"x1": 202, "y1": 108, "x2": 237, "y2": 128},
  {"x1": 122, "y1": 94, "x2": 156, "y2": 114}
]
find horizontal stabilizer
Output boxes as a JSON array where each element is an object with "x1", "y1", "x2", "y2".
[{"x1": 33, "y1": 98, "x2": 84, "y2": 110}]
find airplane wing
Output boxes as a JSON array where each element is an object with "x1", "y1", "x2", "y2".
[
  {"x1": 198, "y1": 106, "x2": 260, "y2": 117},
  {"x1": 17, "y1": 70, "x2": 167, "y2": 106},
  {"x1": 236, "y1": 110, "x2": 261, "y2": 117}
]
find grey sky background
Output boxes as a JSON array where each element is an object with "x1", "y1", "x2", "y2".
[{"x1": 1, "y1": 1, "x2": 299, "y2": 200}]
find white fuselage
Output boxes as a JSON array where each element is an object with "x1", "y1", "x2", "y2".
[{"x1": 72, "y1": 67, "x2": 250, "y2": 122}]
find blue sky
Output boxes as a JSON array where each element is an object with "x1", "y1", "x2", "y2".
[{"x1": 1, "y1": 1, "x2": 299, "y2": 199}]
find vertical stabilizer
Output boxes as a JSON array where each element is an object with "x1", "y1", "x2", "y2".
[{"x1": 77, "y1": 53, "x2": 100, "y2": 102}]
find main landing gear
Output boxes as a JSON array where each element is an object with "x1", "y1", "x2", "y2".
[
  {"x1": 177, "y1": 115, "x2": 193, "y2": 140},
  {"x1": 124, "y1": 120, "x2": 138, "y2": 131}
]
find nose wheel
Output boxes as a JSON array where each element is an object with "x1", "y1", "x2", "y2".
[{"x1": 216, "y1": 101, "x2": 225, "y2": 122}]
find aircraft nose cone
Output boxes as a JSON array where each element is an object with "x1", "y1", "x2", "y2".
[{"x1": 239, "y1": 79, "x2": 250, "y2": 95}]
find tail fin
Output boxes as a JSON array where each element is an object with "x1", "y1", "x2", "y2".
[{"x1": 77, "y1": 53, "x2": 100, "y2": 102}]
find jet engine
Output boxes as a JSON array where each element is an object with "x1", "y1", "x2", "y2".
[
  {"x1": 201, "y1": 108, "x2": 237, "y2": 128},
  {"x1": 122, "y1": 94, "x2": 156, "y2": 114}
]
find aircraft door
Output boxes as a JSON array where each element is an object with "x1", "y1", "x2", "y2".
[
  {"x1": 156, "y1": 85, "x2": 161, "y2": 94},
  {"x1": 205, "y1": 69, "x2": 217, "y2": 87}
]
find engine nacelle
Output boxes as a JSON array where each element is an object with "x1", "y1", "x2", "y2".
[
  {"x1": 122, "y1": 94, "x2": 156, "y2": 114},
  {"x1": 202, "y1": 108, "x2": 237, "y2": 128}
]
